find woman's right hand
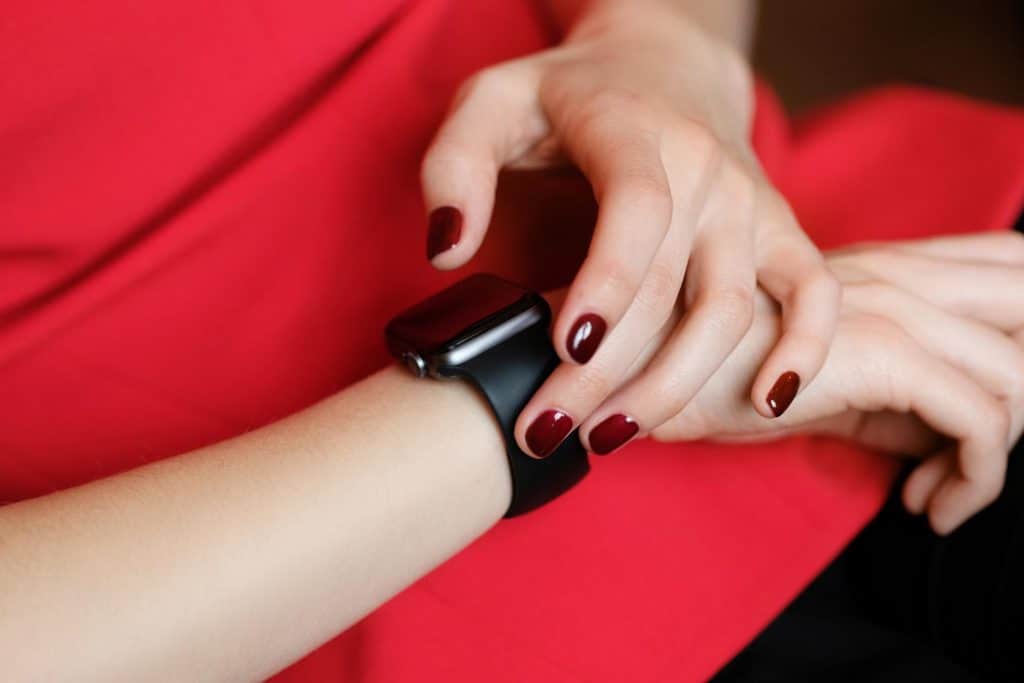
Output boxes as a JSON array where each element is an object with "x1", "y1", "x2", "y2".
[
  {"x1": 632, "y1": 232, "x2": 1024, "y2": 535},
  {"x1": 422, "y1": 0, "x2": 840, "y2": 459}
]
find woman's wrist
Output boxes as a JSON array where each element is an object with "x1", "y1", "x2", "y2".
[
  {"x1": 561, "y1": 0, "x2": 757, "y2": 56},
  {"x1": 358, "y1": 365, "x2": 512, "y2": 521},
  {"x1": 0, "y1": 364, "x2": 513, "y2": 680},
  {"x1": 559, "y1": 0, "x2": 755, "y2": 140}
]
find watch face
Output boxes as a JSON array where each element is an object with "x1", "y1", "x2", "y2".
[{"x1": 385, "y1": 273, "x2": 546, "y2": 370}]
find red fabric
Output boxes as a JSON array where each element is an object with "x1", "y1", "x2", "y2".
[{"x1": 3, "y1": 1, "x2": 1024, "y2": 680}]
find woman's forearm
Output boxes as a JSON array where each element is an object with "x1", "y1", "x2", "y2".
[
  {"x1": 546, "y1": 0, "x2": 758, "y2": 54},
  {"x1": 0, "y1": 366, "x2": 510, "y2": 681}
]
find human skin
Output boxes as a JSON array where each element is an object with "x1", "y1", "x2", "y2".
[
  {"x1": 421, "y1": 0, "x2": 843, "y2": 459},
  {"x1": 634, "y1": 233, "x2": 1024, "y2": 535},
  {"x1": 2, "y1": 232, "x2": 1022, "y2": 680}
]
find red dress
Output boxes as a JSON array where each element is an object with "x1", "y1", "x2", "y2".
[{"x1": 3, "y1": 1, "x2": 1024, "y2": 680}]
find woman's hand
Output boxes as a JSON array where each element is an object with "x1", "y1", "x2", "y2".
[
  {"x1": 421, "y1": 0, "x2": 840, "y2": 458},
  {"x1": 641, "y1": 232, "x2": 1024, "y2": 535}
]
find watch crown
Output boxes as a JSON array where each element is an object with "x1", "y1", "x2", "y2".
[{"x1": 401, "y1": 351, "x2": 427, "y2": 378}]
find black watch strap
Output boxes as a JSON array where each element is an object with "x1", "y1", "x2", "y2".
[{"x1": 451, "y1": 322, "x2": 589, "y2": 517}]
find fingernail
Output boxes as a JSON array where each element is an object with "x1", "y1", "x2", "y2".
[
  {"x1": 426, "y1": 206, "x2": 462, "y2": 260},
  {"x1": 766, "y1": 371, "x2": 800, "y2": 417},
  {"x1": 566, "y1": 313, "x2": 607, "y2": 364},
  {"x1": 525, "y1": 410, "x2": 573, "y2": 458},
  {"x1": 588, "y1": 414, "x2": 639, "y2": 455}
]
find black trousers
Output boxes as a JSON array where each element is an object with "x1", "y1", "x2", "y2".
[
  {"x1": 713, "y1": 443, "x2": 1024, "y2": 682},
  {"x1": 714, "y1": 220, "x2": 1024, "y2": 683}
]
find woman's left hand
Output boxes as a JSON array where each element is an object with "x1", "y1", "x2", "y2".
[
  {"x1": 421, "y1": 0, "x2": 840, "y2": 458},
  {"x1": 649, "y1": 231, "x2": 1024, "y2": 534}
]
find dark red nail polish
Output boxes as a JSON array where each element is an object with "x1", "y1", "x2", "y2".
[
  {"x1": 426, "y1": 206, "x2": 462, "y2": 260},
  {"x1": 589, "y1": 414, "x2": 639, "y2": 455},
  {"x1": 566, "y1": 313, "x2": 607, "y2": 364},
  {"x1": 525, "y1": 410, "x2": 573, "y2": 458},
  {"x1": 767, "y1": 371, "x2": 800, "y2": 417}
]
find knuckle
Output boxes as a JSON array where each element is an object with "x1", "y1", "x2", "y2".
[
  {"x1": 650, "y1": 411, "x2": 704, "y2": 442},
  {"x1": 845, "y1": 311, "x2": 901, "y2": 343},
  {"x1": 848, "y1": 280, "x2": 890, "y2": 302},
  {"x1": 1007, "y1": 362, "x2": 1024, "y2": 403},
  {"x1": 715, "y1": 158, "x2": 756, "y2": 209},
  {"x1": 984, "y1": 400, "x2": 1012, "y2": 443},
  {"x1": 676, "y1": 117, "x2": 721, "y2": 161},
  {"x1": 970, "y1": 451, "x2": 1007, "y2": 507},
  {"x1": 635, "y1": 263, "x2": 680, "y2": 320},
  {"x1": 850, "y1": 246, "x2": 905, "y2": 274},
  {"x1": 460, "y1": 66, "x2": 508, "y2": 98},
  {"x1": 649, "y1": 379, "x2": 690, "y2": 418},
  {"x1": 633, "y1": 369, "x2": 689, "y2": 418},
  {"x1": 622, "y1": 367, "x2": 695, "y2": 432},
  {"x1": 595, "y1": 257, "x2": 646, "y2": 301},
  {"x1": 842, "y1": 280, "x2": 894, "y2": 312},
  {"x1": 666, "y1": 117, "x2": 725, "y2": 187},
  {"x1": 420, "y1": 145, "x2": 462, "y2": 178},
  {"x1": 618, "y1": 182, "x2": 674, "y2": 237},
  {"x1": 871, "y1": 319, "x2": 916, "y2": 363},
  {"x1": 567, "y1": 88, "x2": 661, "y2": 142},
  {"x1": 842, "y1": 313, "x2": 913, "y2": 408},
  {"x1": 805, "y1": 266, "x2": 842, "y2": 305},
  {"x1": 573, "y1": 364, "x2": 613, "y2": 399},
  {"x1": 1000, "y1": 351, "x2": 1024, "y2": 403},
  {"x1": 698, "y1": 286, "x2": 756, "y2": 338},
  {"x1": 585, "y1": 87, "x2": 652, "y2": 120},
  {"x1": 569, "y1": 90, "x2": 630, "y2": 133},
  {"x1": 619, "y1": 168, "x2": 672, "y2": 212}
]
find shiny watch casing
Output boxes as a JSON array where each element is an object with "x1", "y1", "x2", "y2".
[{"x1": 385, "y1": 273, "x2": 549, "y2": 378}]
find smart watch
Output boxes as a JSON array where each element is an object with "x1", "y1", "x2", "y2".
[{"x1": 385, "y1": 273, "x2": 589, "y2": 516}]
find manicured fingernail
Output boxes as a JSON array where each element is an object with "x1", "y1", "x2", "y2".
[
  {"x1": 566, "y1": 313, "x2": 607, "y2": 364},
  {"x1": 588, "y1": 414, "x2": 639, "y2": 455},
  {"x1": 767, "y1": 371, "x2": 800, "y2": 417},
  {"x1": 426, "y1": 206, "x2": 462, "y2": 260},
  {"x1": 525, "y1": 410, "x2": 573, "y2": 458}
]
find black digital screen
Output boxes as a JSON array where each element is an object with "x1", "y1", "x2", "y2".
[{"x1": 385, "y1": 273, "x2": 540, "y2": 357}]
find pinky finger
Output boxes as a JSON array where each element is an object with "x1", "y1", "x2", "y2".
[
  {"x1": 906, "y1": 373, "x2": 1009, "y2": 535},
  {"x1": 752, "y1": 201, "x2": 841, "y2": 417}
]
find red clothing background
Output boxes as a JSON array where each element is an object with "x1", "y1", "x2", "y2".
[{"x1": 3, "y1": 1, "x2": 1024, "y2": 680}]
